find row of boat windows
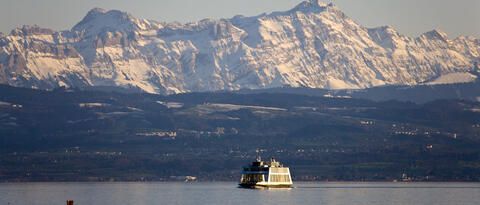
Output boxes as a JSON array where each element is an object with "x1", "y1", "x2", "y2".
[
  {"x1": 270, "y1": 168, "x2": 289, "y2": 174},
  {"x1": 269, "y1": 174, "x2": 291, "y2": 183},
  {"x1": 241, "y1": 174, "x2": 265, "y2": 183},
  {"x1": 240, "y1": 174, "x2": 291, "y2": 183}
]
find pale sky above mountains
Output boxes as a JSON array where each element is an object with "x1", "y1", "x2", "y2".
[{"x1": 1, "y1": 0, "x2": 479, "y2": 38}]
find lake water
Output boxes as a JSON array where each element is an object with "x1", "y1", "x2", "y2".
[{"x1": 1, "y1": 182, "x2": 479, "y2": 205}]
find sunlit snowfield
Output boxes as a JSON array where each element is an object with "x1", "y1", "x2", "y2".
[{"x1": 1, "y1": 182, "x2": 480, "y2": 205}]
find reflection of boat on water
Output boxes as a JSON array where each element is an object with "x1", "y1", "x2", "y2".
[{"x1": 238, "y1": 151, "x2": 293, "y2": 189}]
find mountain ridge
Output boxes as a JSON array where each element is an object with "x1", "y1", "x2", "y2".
[{"x1": 0, "y1": 0, "x2": 478, "y2": 94}]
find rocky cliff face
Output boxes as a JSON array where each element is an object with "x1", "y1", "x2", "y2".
[{"x1": 0, "y1": 0, "x2": 478, "y2": 94}]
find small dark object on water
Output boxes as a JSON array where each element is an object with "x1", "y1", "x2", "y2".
[{"x1": 67, "y1": 200, "x2": 74, "y2": 205}]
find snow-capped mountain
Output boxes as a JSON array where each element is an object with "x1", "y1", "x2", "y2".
[{"x1": 0, "y1": 0, "x2": 479, "y2": 94}]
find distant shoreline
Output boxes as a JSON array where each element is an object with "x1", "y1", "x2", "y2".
[{"x1": 2, "y1": 180, "x2": 480, "y2": 183}]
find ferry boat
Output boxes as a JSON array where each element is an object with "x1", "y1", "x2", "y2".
[{"x1": 239, "y1": 152, "x2": 293, "y2": 189}]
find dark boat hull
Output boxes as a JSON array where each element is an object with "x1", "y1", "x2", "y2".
[{"x1": 238, "y1": 183, "x2": 292, "y2": 189}]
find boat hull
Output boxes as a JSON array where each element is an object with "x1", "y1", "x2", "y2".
[{"x1": 238, "y1": 183, "x2": 292, "y2": 189}]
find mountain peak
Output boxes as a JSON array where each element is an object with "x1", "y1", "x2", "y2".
[
  {"x1": 86, "y1": 7, "x2": 108, "y2": 16},
  {"x1": 371, "y1": 25, "x2": 401, "y2": 37},
  {"x1": 422, "y1": 29, "x2": 449, "y2": 42},
  {"x1": 10, "y1": 25, "x2": 55, "y2": 36},
  {"x1": 306, "y1": 0, "x2": 332, "y2": 7},
  {"x1": 72, "y1": 8, "x2": 141, "y2": 35},
  {"x1": 291, "y1": 0, "x2": 334, "y2": 13}
]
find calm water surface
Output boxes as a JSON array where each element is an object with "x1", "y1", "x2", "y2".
[{"x1": 1, "y1": 182, "x2": 479, "y2": 205}]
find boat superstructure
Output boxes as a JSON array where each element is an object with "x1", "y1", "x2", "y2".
[{"x1": 239, "y1": 152, "x2": 293, "y2": 189}]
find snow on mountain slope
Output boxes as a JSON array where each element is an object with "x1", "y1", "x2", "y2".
[
  {"x1": 0, "y1": 0, "x2": 478, "y2": 94},
  {"x1": 425, "y1": 72, "x2": 477, "y2": 85}
]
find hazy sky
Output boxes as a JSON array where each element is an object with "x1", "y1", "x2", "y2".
[{"x1": 1, "y1": 0, "x2": 479, "y2": 38}]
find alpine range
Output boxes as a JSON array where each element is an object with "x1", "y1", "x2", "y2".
[{"x1": 0, "y1": 0, "x2": 478, "y2": 94}]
